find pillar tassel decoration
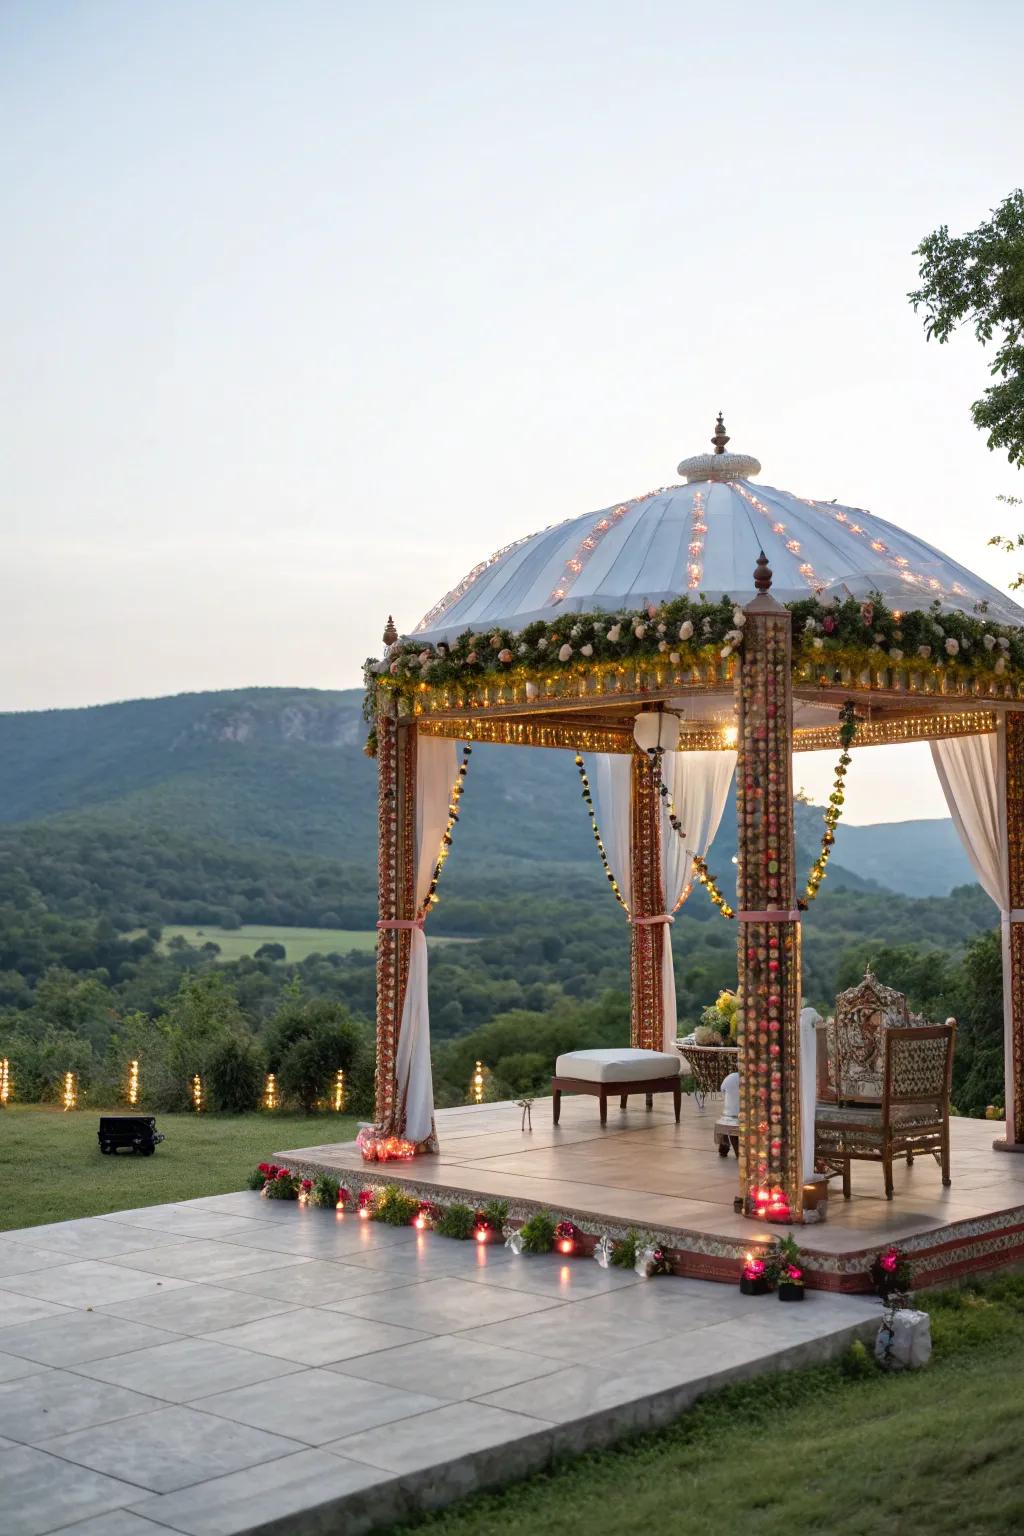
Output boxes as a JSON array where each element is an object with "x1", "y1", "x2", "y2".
[
  {"x1": 629, "y1": 748, "x2": 667, "y2": 1051},
  {"x1": 735, "y1": 552, "x2": 803, "y2": 1222}
]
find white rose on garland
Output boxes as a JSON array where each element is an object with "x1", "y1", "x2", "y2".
[
  {"x1": 944, "y1": 638, "x2": 959, "y2": 656},
  {"x1": 983, "y1": 634, "x2": 996, "y2": 650},
  {"x1": 732, "y1": 607, "x2": 747, "y2": 628},
  {"x1": 678, "y1": 620, "x2": 693, "y2": 640},
  {"x1": 890, "y1": 648, "x2": 904, "y2": 661},
  {"x1": 537, "y1": 637, "x2": 548, "y2": 650},
  {"x1": 634, "y1": 623, "x2": 647, "y2": 639},
  {"x1": 558, "y1": 643, "x2": 573, "y2": 662},
  {"x1": 669, "y1": 650, "x2": 681, "y2": 664},
  {"x1": 581, "y1": 643, "x2": 594, "y2": 657},
  {"x1": 658, "y1": 640, "x2": 669, "y2": 653},
  {"x1": 917, "y1": 645, "x2": 931, "y2": 659},
  {"x1": 607, "y1": 623, "x2": 622, "y2": 643}
]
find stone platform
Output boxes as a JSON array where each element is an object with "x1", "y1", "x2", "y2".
[{"x1": 279, "y1": 1096, "x2": 1024, "y2": 1292}]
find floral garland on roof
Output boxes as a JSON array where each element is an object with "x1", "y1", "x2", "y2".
[{"x1": 362, "y1": 592, "x2": 1024, "y2": 743}]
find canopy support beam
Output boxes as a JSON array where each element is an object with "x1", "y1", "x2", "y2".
[
  {"x1": 996, "y1": 712, "x2": 1024, "y2": 1151},
  {"x1": 629, "y1": 749, "x2": 668, "y2": 1050},
  {"x1": 374, "y1": 708, "x2": 417, "y2": 1136}
]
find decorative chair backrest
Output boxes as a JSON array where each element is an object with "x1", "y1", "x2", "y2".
[
  {"x1": 818, "y1": 969, "x2": 910, "y2": 1104},
  {"x1": 885, "y1": 1023, "x2": 955, "y2": 1109}
]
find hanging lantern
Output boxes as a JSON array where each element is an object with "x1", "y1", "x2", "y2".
[
  {"x1": 126, "y1": 1059, "x2": 140, "y2": 1107},
  {"x1": 632, "y1": 708, "x2": 681, "y2": 753},
  {"x1": 191, "y1": 1074, "x2": 204, "y2": 1113},
  {"x1": 263, "y1": 1073, "x2": 278, "y2": 1110},
  {"x1": 332, "y1": 1069, "x2": 346, "y2": 1112},
  {"x1": 0, "y1": 1057, "x2": 10, "y2": 1106},
  {"x1": 62, "y1": 1071, "x2": 78, "y2": 1112}
]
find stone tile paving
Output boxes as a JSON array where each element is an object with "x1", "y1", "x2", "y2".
[{"x1": 0, "y1": 1193, "x2": 881, "y2": 1536}]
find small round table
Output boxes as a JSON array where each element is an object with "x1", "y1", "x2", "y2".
[{"x1": 675, "y1": 1041, "x2": 738, "y2": 1109}]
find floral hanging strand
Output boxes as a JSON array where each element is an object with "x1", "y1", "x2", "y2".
[
  {"x1": 643, "y1": 744, "x2": 736, "y2": 919},
  {"x1": 798, "y1": 701, "x2": 857, "y2": 908},
  {"x1": 575, "y1": 754, "x2": 629, "y2": 914},
  {"x1": 422, "y1": 742, "x2": 473, "y2": 914}
]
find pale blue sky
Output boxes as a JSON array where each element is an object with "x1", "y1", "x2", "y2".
[{"x1": 3, "y1": 0, "x2": 1023, "y2": 819}]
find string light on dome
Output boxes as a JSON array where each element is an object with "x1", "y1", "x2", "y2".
[
  {"x1": 688, "y1": 489, "x2": 708, "y2": 590},
  {"x1": 732, "y1": 484, "x2": 827, "y2": 593},
  {"x1": 546, "y1": 488, "x2": 673, "y2": 606}
]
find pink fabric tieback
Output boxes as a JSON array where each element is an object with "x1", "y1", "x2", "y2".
[
  {"x1": 737, "y1": 909, "x2": 802, "y2": 922},
  {"x1": 630, "y1": 913, "x2": 675, "y2": 926},
  {"x1": 376, "y1": 918, "x2": 426, "y2": 931}
]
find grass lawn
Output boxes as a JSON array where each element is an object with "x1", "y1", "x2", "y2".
[
  {"x1": 386, "y1": 1276, "x2": 1024, "y2": 1536},
  {"x1": 0, "y1": 1104, "x2": 359, "y2": 1232},
  {"x1": 154, "y1": 924, "x2": 472, "y2": 962}
]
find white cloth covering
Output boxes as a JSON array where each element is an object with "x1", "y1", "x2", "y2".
[
  {"x1": 592, "y1": 749, "x2": 736, "y2": 1050},
  {"x1": 931, "y1": 724, "x2": 1015, "y2": 1134},
  {"x1": 659, "y1": 749, "x2": 736, "y2": 1049},
  {"x1": 800, "y1": 1005, "x2": 825, "y2": 1182},
  {"x1": 394, "y1": 734, "x2": 457, "y2": 1145},
  {"x1": 554, "y1": 1048, "x2": 681, "y2": 1082}
]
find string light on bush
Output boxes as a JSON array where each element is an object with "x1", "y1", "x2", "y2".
[
  {"x1": 263, "y1": 1073, "x2": 278, "y2": 1110},
  {"x1": 127, "y1": 1059, "x2": 140, "y2": 1107},
  {"x1": 332, "y1": 1070, "x2": 346, "y2": 1112},
  {"x1": 471, "y1": 1060, "x2": 485, "y2": 1104},
  {"x1": 575, "y1": 754, "x2": 629, "y2": 913},
  {"x1": 62, "y1": 1071, "x2": 77, "y2": 1112},
  {"x1": 422, "y1": 741, "x2": 473, "y2": 913},
  {"x1": 0, "y1": 1057, "x2": 10, "y2": 1106},
  {"x1": 191, "y1": 1074, "x2": 204, "y2": 1113}
]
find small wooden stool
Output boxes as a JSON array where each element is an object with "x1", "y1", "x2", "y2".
[
  {"x1": 715, "y1": 1118, "x2": 740, "y2": 1157},
  {"x1": 552, "y1": 1048, "x2": 682, "y2": 1126}
]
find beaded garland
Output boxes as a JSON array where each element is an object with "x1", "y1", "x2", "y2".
[{"x1": 575, "y1": 754, "x2": 629, "y2": 913}]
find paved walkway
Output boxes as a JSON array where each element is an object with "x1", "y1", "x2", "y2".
[{"x1": 0, "y1": 1193, "x2": 880, "y2": 1536}]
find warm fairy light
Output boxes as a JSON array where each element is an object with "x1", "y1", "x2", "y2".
[
  {"x1": 688, "y1": 489, "x2": 707, "y2": 589},
  {"x1": 332, "y1": 1070, "x2": 346, "y2": 1112},
  {"x1": 263, "y1": 1073, "x2": 277, "y2": 1110},
  {"x1": 62, "y1": 1071, "x2": 77, "y2": 1111},
  {"x1": 191, "y1": 1074, "x2": 204, "y2": 1113},
  {"x1": 127, "y1": 1059, "x2": 140, "y2": 1107},
  {"x1": 471, "y1": 1061, "x2": 485, "y2": 1104},
  {"x1": 422, "y1": 743, "x2": 473, "y2": 913},
  {"x1": 0, "y1": 1057, "x2": 10, "y2": 1106},
  {"x1": 722, "y1": 724, "x2": 738, "y2": 747}
]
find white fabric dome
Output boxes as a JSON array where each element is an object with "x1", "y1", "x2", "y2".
[{"x1": 413, "y1": 430, "x2": 1024, "y2": 641}]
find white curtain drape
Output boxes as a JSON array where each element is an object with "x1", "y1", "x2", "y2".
[
  {"x1": 658, "y1": 749, "x2": 737, "y2": 1048},
  {"x1": 395, "y1": 735, "x2": 457, "y2": 1145},
  {"x1": 591, "y1": 750, "x2": 736, "y2": 1049},
  {"x1": 931, "y1": 723, "x2": 1015, "y2": 1133}
]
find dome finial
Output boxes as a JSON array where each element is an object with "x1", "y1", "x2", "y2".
[
  {"x1": 753, "y1": 550, "x2": 773, "y2": 592},
  {"x1": 383, "y1": 614, "x2": 398, "y2": 647},
  {"x1": 711, "y1": 412, "x2": 730, "y2": 455}
]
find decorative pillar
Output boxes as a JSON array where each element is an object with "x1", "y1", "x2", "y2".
[
  {"x1": 629, "y1": 747, "x2": 668, "y2": 1051},
  {"x1": 996, "y1": 710, "x2": 1024, "y2": 1151},
  {"x1": 735, "y1": 554, "x2": 803, "y2": 1221},
  {"x1": 374, "y1": 701, "x2": 417, "y2": 1136}
]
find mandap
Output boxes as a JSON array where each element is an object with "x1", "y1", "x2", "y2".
[{"x1": 364, "y1": 417, "x2": 1024, "y2": 1224}]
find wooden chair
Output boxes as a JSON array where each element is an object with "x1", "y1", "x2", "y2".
[{"x1": 815, "y1": 1022, "x2": 955, "y2": 1200}]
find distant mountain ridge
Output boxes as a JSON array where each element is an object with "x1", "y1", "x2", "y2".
[{"x1": 0, "y1": 686, "x2": 975, "y2": 899}]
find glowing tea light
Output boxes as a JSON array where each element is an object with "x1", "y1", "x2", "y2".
[
  {"x1": 558, "y1": 1238, "x2": 574, "y2": 1255},
  {"x1": 414, "y1": 1212, "x2": 429, "y2": 1231},
  {"x1": 474, "y1": 1226, "x2": 489, "y2": 1244}
]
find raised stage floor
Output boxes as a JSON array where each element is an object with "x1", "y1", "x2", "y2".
[{"x1": 278, "y1": 1096, "x2": 1024, "y2": 1292}]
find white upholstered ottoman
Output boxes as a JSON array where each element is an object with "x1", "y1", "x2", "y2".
[{"x1": 552, "y1": 1048, "x2": 682, "y2": 1125}]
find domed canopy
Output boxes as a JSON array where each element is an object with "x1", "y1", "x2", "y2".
[{"x1": 413, "y1": 419, "x2": 1024, "y2": 641}]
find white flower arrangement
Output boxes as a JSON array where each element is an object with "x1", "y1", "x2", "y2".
[{"x1": 558, "y1": 643, "x2": 573, "y2": 662}]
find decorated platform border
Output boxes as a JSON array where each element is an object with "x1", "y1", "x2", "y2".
[
  {"x1": 363, "y1": 593, "x2": 1024, "y2": 746},
  {"x1": 275, "y1": 1151, "x2": 1024, "y2": 1295}
]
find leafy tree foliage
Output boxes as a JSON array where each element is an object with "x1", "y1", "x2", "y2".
[{"x1": 910, "y1": 189, "x2": 1024, "y2": 466}]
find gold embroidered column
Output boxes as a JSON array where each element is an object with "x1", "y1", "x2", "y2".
[
  {"x1": 996, "y1": 710, "x2": 1024, "y2": 1151},
  {"x1": 374, "y1": 704, "x2": 417, "y2": 1135},
  {"x1": 629, "y1": 748, "x2": 668, "y2": 1051},
  {"x1": 735, "y1": 554, "x2": 803, "y2": 1221}
]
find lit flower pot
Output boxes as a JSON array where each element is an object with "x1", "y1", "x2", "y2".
[
  {"x1": 740, "y1": 1255, "x2": 771, "y2": 1296},
  {"x1": 778, "y1": 1265, "x2": 805, "y2": 1301}
]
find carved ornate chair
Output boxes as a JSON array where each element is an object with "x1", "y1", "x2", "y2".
[
  {"x1": 815, "y1": 1022, "x2": 955, "y2": 1199},
  {"x1": 817, "y1": 969, "x2": 909, "y2": 1104}
]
